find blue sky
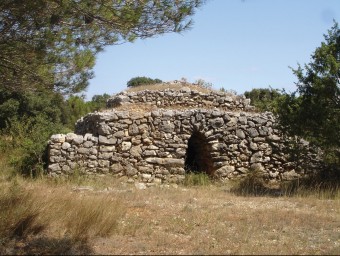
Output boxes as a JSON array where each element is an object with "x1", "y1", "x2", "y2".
[{"x1": 85, "y1": 0, "x2": 340, "y2": 100}]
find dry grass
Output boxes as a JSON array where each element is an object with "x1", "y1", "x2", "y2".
[
  {"x1": 183, "y1": 172, "x2": 212, "y2": 186},
  {"x1": 91, "y1": 184, "x2": 340, "y2": 255},
  {"x1": 0, "y1": 173, "x2": 126, "y2": 254},
  {"x1": 230, "y1": 168, "x2": 340, "y2": 199},
  {"x1": 1, "y1": 157, "x2": 339, "y2": 255}
]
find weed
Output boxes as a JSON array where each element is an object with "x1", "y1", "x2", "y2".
[
  {"x1": 0, "y1": 175, "x2": 127, "y2": 250},
  {"x1": 0, "y1": 181, "x2": 47, "y2": 243},
  {"x1": 183, "y1": 172, "x2": 212, "y2": 186}
]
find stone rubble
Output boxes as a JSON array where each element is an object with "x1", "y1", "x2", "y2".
[{"x1": 106, "y1": 87, "x2": 254, "y2": 111}]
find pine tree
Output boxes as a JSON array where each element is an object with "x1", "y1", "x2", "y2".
[
  {"x1": 0, "y1": 0, "x2": 204, "y2": 94},
  {"x1": 277, "y1": 21, "x2": 340, "y2": 164}
]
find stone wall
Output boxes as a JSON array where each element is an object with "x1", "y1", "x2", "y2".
[
  {"x1": 106, "y1": 87, "x2": 254, "y2": 111},
  {"x1": 48, "y1": 108, "x2": 317, "y2": 183}
]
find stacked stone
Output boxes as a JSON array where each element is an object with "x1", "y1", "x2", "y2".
[
  {"x1": 106, "y1": 87, "x2": 254, "y2": 111},
  {"x1": 48, "y1": 108, "x2": 307, "y2": 183}
]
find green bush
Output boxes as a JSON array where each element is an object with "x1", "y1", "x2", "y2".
[
  {"x1": 0, "y1": 88, "x2": 114, "y2": 177},
  {"x1": 1, "y1": 115, "x2": 67, "y2": 177},
  {"x1": 127, "y1": 76, "x2": 162, "y2": 87},
  {"x1": 62, "y1": 95, "x2": 93, "y2": 130},
  {"x1": 90, "y1": 93, "x2": 111, "y2": 111},
  {"x1": 276, "y1": 22, "x2": 340, "y2": 168},
  {"x1": 244, "y1": 87, "x2": 282, "y2": 112},
  {"x1": 0, "y1": 88, "x2": 64, "y2": 130}
]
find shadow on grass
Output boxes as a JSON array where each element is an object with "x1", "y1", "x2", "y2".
[
  {"x1": 2, "y1": 236, "x2": 93, "y2": 255},
  {"x1": 230, "y1": 171, "x2": 283, "y2": 197},
  {"x1": 281, "y1": 170, "x2": 340, "y2": 199},
  {"x1": 230, "y1": 169, "x2": 340, "y2": 199}
]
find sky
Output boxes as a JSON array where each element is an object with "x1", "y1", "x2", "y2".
[{"x1": 85, "y1": 0, "x2": 340, "y2": 100}]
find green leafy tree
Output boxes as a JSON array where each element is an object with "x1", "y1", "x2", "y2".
[
  {"x1": 90, "y1": 93, "x2": 111, "y2": 111},
  {"x1": 127, "y1": 76, "x2": 163, "y2": 87},
  {"x1": 0, "y1": 0, "x2": 204, "y2": 94},
  {"x1": 244, "y1": 87, "x2": 282, "y2": 112},
  {"x1": 62, "y1": 93, "x2": 112, "y2": 129},
  {"x1": 0, "y1": 89, "x2": 67, "y2": 176},
  {"x1": 0, "y1": 91, "x2": 112, "y2": 175},
  {"x1": 3, "y1": 114, "x2": 66, "y2": 177},
  {"x1": 0, "y1": 0, "x2": 204, "y2": 175},
  {"x1": 277, "y1": 21, "x2": 340, "y2": 165},
  {"x1": 0, "y1": 87, "x2": 64, "y2": 129},
  {"x1": 62, "y1": 95, "x2": 93, "y2": 130}
]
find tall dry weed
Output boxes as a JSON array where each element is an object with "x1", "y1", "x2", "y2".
[
  {"x1": 0, "y1": 181, "x2": 46, "y2": 241},
  {"x1": 183, "y1": 172, "x2": 212, "y2": 186},
  {"x1": 0, "y1": 178, "x2": 126, "y2": 248}
]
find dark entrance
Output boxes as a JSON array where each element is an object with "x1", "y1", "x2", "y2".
[{"x1": 184, "y1": 131, "x2": 214, "y2": 176}]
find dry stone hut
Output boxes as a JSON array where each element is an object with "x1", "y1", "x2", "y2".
[{"x1": 48, "y1": 84, "x2": 319, "y2": 184}]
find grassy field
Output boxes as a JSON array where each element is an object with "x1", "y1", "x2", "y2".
[{"x1": 0, "y1": 157, "x2": 339, "y2": 255}]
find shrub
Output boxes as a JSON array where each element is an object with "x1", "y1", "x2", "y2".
[
  {"x1": 62, "y1": 95, "x2": 93, "y2": 130},
  {"x1": 90, "y1": 93, "x2": 111, "y2": 111},
  {"x1": 1, "y1": 115, "x2": 67, "y2": 177},
  {"x1": 244, "y1": 87, "x2": 282, "y2": 112},
  {"x1": 127, "y1": 76, "x2": 162, "y2": 87}
]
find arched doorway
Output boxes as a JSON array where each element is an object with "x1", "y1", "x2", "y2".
[{"x1": 184, "y1": 131, "x2": 214, "y2": 176}]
